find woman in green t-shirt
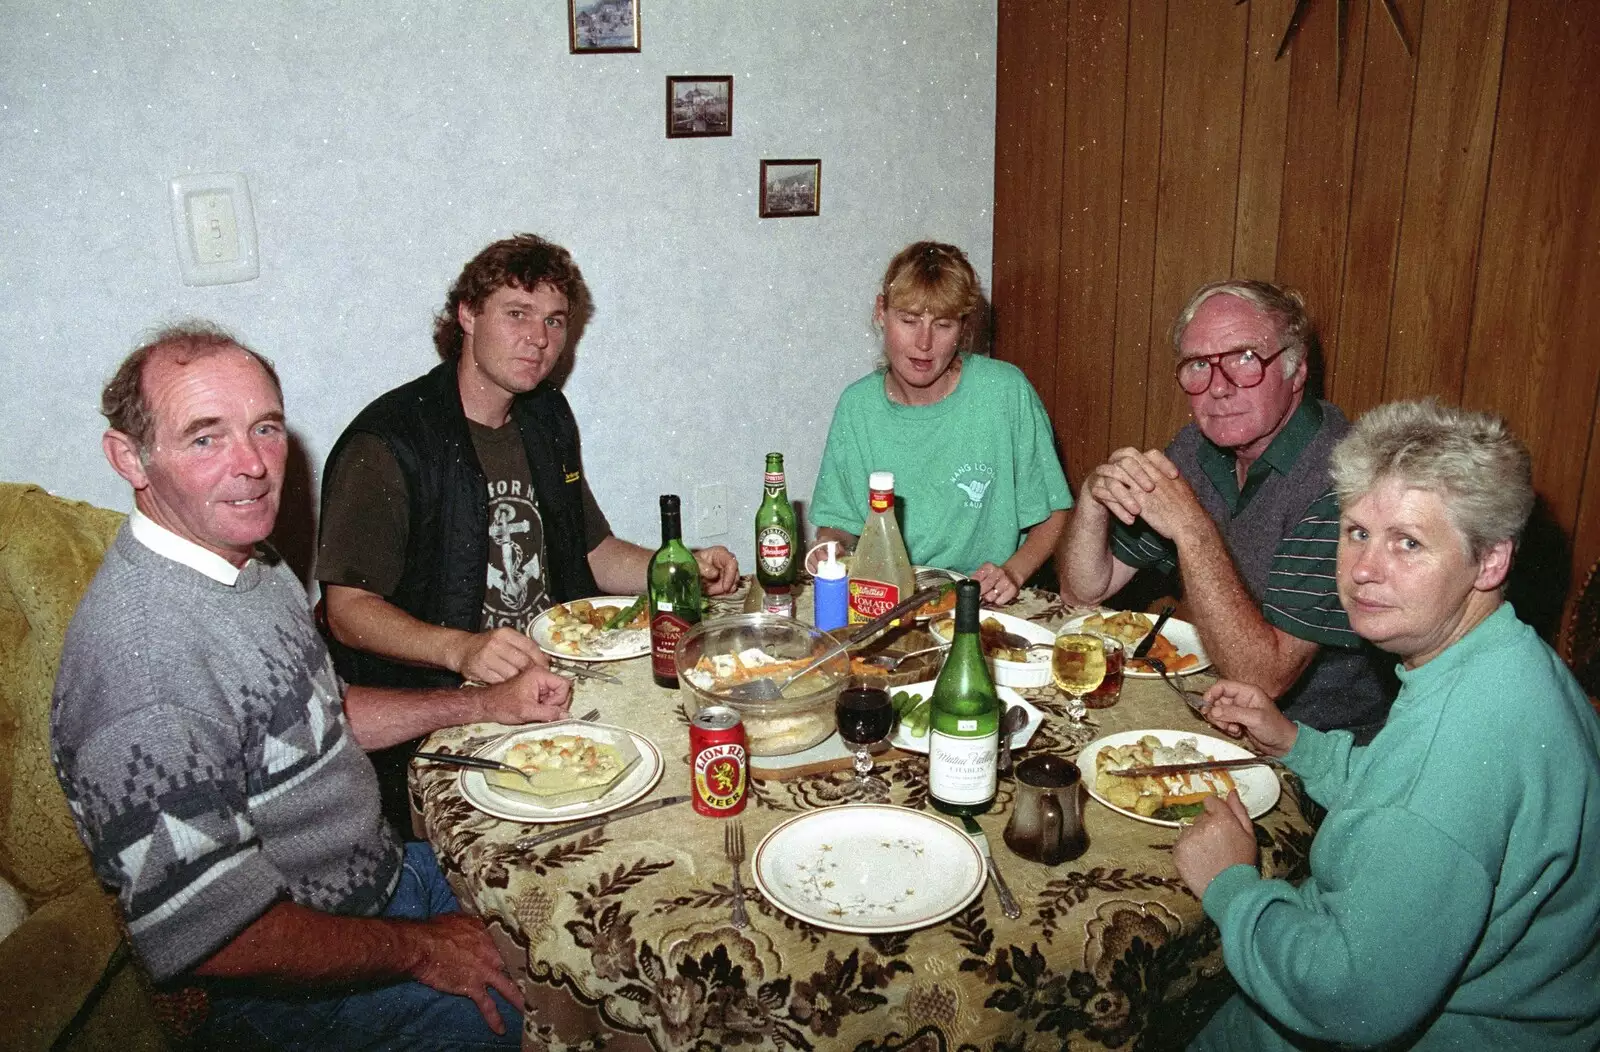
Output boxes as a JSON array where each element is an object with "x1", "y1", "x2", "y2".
[{"x1": 810, "y1": 241, "x2": 1072, "y2": 606}]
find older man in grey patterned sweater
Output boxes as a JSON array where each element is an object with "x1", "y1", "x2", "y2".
[{"x1": 51, "y1": 323, "x2": 572, "y2": 1050}]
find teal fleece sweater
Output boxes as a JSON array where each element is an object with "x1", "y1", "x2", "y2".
[{"x1": 1194, "y1": 603, "x2": 1600, "y2": 1050}]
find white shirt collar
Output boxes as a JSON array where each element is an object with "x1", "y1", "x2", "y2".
[{"x1": 129, "y1": 509, "x2": 244, "y2": 585}]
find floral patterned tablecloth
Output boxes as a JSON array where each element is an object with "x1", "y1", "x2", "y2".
[{"x1": 415, "y1": 586, "x2": 1314, "y2": 1052}]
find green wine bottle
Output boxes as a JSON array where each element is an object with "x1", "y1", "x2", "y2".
[
  {"x1": 754, "y1": 452, "x2": 797, "y2": 590},
  {"x1": 928, "y1": 579, "x2": 1000, "y2": 816},
  {"x1": 649, "y1": 494, "x2": 703, "y2": 689}
]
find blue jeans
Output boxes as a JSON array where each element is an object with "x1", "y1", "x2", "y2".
[{"x1": 200, "y1": 843, "x2": 522, "y2": 1051}]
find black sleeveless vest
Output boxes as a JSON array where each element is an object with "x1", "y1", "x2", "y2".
[{"x1": 320, "y1": 361, "x2": 600, "y2": 689}]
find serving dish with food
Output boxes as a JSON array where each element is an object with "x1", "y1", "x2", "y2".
[
  {"x1": 1078, "y1": 729, "x2": 1279, "y2": 827},
  {"x1": 884, "y1": 679, "x2": 1043, "y2": 755},
  {"x1": 458, "y1": 720, "x2": 663, "y2": 822},
  {"x1": 928, "y1": 608, "x2": 1053, "y2": 688},
  {"x1": 675, "y1": 614, "x2": 849, "y2": 758},
  {"x1": 910, "y1": 566, "x2": 965, "y2": 620},
  {"x1": 529, "y1": 596, "x2": 650, "y2": 661},
  {"x1": 1061, "y1": 610, "x2": 1210, "y2": 678}
]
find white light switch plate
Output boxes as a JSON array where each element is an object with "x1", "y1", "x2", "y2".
[{"x1": 168, "y1": 172, "x2": 259, "y2": 286}]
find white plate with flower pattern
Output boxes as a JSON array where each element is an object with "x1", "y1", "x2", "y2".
[{"x1": 752, "y1": 804, "x2": 985, "y2": 933}]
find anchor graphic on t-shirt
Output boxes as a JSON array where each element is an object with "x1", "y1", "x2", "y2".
[{"x1": 488, "y1": 503, "x2": 541, "y2": 608}]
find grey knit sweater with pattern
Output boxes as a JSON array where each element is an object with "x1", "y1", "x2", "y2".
[{"x1": 51, "y1": 525, "x2": 400, "y2": 982}]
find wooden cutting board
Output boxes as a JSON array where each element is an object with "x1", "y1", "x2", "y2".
[{"x1": 749, "y1": 738, "x2": 917, "y2": 780}]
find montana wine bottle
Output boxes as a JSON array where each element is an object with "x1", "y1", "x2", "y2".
[
  {"x1": 927, "y1": 579, "x2": 1000, "y2": 815},
  {"x1": 648, "y1": 494, "x2": 703, "y2": 689}
]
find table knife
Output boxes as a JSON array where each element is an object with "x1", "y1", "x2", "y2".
[
  {"x1": 512, "y1": 794, "x2": 691, "y2": 851},
  {"x1": 1131, "y1": 604, "x2": 1176, "y2": 660},
  {"x1": 1109, "y1": 756, "x2": 1284, "y2": 778},
  {"x1": 554, "y1": 662, "x2": 622, "y2": 685},
  {"x1": 958, "y1": 815, "x2": 1021, "y2": 919}
]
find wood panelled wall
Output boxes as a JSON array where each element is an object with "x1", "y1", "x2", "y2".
[{"x1": 993, "y1": 0, "x2": 1600, "y2": 637}]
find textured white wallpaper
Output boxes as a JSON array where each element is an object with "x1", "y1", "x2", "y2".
[{"x1": 0, "y1": 0, "x2": 996, "y2": 578}]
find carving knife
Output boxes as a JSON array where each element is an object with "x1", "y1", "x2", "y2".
[
  {"x1": 1108, "y1": 756, "x2": 1285, "y2": 778},
  {"x1": 511, "y1": 794, "x2": 691, "y2": 851}
]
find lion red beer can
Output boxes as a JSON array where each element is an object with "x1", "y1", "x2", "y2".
[{"x1": 690, "y1": 705, "x2": 748, "y2": 817}]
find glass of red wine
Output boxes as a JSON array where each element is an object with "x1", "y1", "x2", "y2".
[{"x1": 835, "y1": 686, "x2": 894, "y2": 799}]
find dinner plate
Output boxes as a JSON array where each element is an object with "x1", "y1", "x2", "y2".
[
  {"x1": 752, "y1": 804, "x2": 985, "y2": 933},
  {"x1": 886, "y1": 680, "x2": 1043, "y2": 755},
  {"x1": 1060, "y1": 612, "x2": 1211, "y2": 678},
  {"x1": 458, "y1": 721, "x2": 663, "y2": 823},
  {"x1": 528, "y1": 596, "x2": 650, "y2": 662},
  {"x1": 1078, "y1": 728, "x2": 1280, "y2": 827}
]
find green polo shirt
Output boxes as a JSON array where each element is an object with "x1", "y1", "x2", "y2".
[{"x1": 1111, "y1": 399, "x2": 1356, "y2": 649}]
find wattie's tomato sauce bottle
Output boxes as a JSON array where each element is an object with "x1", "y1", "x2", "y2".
[{"x1": 847, "y1": 471, "x2": 915, "y2": 624}]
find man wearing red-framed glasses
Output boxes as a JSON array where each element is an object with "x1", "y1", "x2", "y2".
[{"x1": 1059, "y1": 280, "x2": 1394, "y2": 743}]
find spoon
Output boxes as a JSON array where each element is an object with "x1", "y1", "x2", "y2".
[
  {"x1": 997, "y1": 704, "x2": 1028, "y2": 774},
  {"x1": 722, "y1": 584, "x2": 948, "y2": 702},
  {"x1": 860, "y1": 643, "x2": 949, "y2": 673}
]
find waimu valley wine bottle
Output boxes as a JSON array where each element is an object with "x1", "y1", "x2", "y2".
[
  {"x1": 928, "y1": 579, "x2": 1000, "y2": 816},
  {"x1": 648, "y1": 494, "x2": 703, "y2": 689}
]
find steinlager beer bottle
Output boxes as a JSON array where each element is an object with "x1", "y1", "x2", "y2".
[
  {"x1": 754, "y1": 453, "x2": 797, "y2": 590},
  {"x1": 649, "y1": 495, "x2": 703, "y2": 689}
]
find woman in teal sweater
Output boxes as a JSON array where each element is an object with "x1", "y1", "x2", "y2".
[{"x1": 1176, "y1": 400, "x2": 1600, "y2": 1050}]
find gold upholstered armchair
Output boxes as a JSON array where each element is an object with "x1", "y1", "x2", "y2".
[{"x1": 0, "y1": 483, "x2": 165, "y2": 1052}]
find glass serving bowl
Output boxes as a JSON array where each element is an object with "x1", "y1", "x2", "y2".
[{"x1": 675, "y1": 613, "x2": 849, "y2": 757}]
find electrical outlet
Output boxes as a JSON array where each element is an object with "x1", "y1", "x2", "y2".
[{"x1": 695, "y1": 483, "x2": 728, "y2": 537}]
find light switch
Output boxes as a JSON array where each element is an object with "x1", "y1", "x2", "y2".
[{"x1": 168, "y1": 172, "x2": 259, "y2": 286}]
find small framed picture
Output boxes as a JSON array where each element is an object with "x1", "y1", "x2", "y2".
[
  {"x1": 759, "y1": 159, "x2": 822, "y2": 218},
  {"x1": 666, "y1": 76, "x2": 733, "y2": 138},
  {"x1": 569, "y1": 0, "x2": 640, "y2": 54}
]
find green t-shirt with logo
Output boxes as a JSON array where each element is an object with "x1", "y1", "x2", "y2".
[{"x1": 810, "y1": 354, "x2": 1072, "y2": 574}]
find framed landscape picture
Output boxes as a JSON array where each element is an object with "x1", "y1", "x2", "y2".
[
  {"x1": 569, "y1": 0, "x2": 639, "y2": 54},
  {"x1": 666, "y1": 75, "x2": 732, "y2": 138},
  {"x1": 759, "y1": 159, "x2": 821, "y2": 218}
]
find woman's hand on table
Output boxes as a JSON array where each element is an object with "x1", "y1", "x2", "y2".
[
  {"x1": 971, "y1": 562, "x2": 1022, "y2": 606},
  {"x1": 1173, "y1": 790, "x2": 1258, "y2": 899},
  {"x1": 1200, "y1": 680, "x2": 1298, "y2": 757},
  {"x1": 401, "y1": 912, "x2": 525, "y2": 1034},
  {"x1": 694, "y1": 545, "x2": 741, "y2": 595},
  {"x1": 477, "y1": 665, "x2": 572, "y2": 725}
]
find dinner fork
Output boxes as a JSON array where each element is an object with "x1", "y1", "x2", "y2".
[
  {"x1": 1144, "y1": 656, "x2": 1209, "y2": 713},
  {"x1": 724, "y1": 822, "x2": 750, "y2": 929}
]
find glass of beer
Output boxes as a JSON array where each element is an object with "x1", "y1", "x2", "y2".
[{"x1": 1052, "y1": 631, "x2": 1112, "y2": 722}]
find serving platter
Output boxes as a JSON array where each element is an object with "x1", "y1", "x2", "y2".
[
  {"x1": 1077, "y1": 728, "x2": 1280, "y2": 828},
  {"x1": 886, "y1": 680, "x2": 1043, "y2": 755},
  {"x1": 1059, "y1": 612, "x2": 1211, "y2": 678},
  {"x1": 458, "y1": 721, "x2": 663, "y2": 823},
  {"x1": 752, "y1": 804, "x2": 985, "y2": 933},
  {"x1": 527, "y1": 596, "x2": 650, "y2": 662}
]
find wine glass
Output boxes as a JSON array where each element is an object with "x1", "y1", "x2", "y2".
[
  {"x1": 835, "y1": 686, "x2": 894, "y2": 798},
  {"x1": 1052, "y1": 630, "x2": 1109, "y2": 722}
]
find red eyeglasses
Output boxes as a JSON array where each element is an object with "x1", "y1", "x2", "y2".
[{"x1": 1174, "y1": 344, "x2": 1294, "y2": 395}]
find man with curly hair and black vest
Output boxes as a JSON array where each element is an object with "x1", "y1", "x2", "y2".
[{"x1": 318, "y1": 234, "x2": 739, "y2": 832}]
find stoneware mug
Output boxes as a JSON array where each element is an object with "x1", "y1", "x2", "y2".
[{"x1": 1004, "y1": 754, "x2": 1087, "y2": 864}]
